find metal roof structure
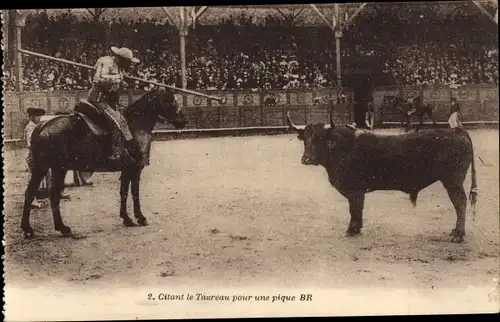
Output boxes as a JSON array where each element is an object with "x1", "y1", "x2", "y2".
[
  {"x1": 160, "y1": 3, "x2": 370, "y2": 90},
  {"x1": 159, "y1": 1, "x2": 497, "y2": 90},
  {"x1": 7, "y1": 1, "x2": 498, "y2": 93}
]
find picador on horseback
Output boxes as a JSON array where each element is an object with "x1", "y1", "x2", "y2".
[
  {"x1": 87, "y1": 46, "x2": 142, "y2": 163},
  {"x1": 395, "y1": 93, "x2": 437, "y2": 132}
]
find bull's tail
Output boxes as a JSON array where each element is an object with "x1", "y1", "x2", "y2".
[{"x1": 469, "y1": 142, "x2": 478, "y2": 221}]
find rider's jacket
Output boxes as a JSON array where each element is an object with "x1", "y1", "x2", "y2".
[{"x1": 87, "y1": 56, "x2": 123, "y2": 104}]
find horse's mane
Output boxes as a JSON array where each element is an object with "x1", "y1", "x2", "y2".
[{"x1": 123, "y1": 89, "x2": 174, "y2": 119}]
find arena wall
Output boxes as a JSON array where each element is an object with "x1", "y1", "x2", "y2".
[
  {"x1": 3, "y1": 85, "x2": 498, "y2": 142},
  {"x1": 373, "y1": 85, "x2": 499, "y2": 124}
]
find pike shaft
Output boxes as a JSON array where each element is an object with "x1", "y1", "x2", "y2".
[{"x1": 18, "y1": 48, "x2": 223, "y2": 101}]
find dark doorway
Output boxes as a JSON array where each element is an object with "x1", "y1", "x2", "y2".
[{"x1": 351, "y1": 73, "x2": 373, "y2": 128}]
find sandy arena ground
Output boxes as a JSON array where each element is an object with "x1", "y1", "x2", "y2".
[{"x1": 3, "y1": 128, "x2": 499, "y2": 319}]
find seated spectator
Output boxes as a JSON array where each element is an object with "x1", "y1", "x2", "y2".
[{"x1": 4, "y1": 8, "x2": 498, "y2": 91}]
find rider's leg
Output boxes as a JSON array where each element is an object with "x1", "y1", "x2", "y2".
[
  {"x1": 94, "y1": 102, "x2": 124, "y2": 162},
  {"x1": 109, "y1": 127, "x2": 125, "y2": 161},
  {"x1": 106, "y1": 105, "x2": 143, "y2": 165}
]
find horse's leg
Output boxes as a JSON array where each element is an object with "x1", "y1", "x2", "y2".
[
  {"x1": 50, "y1": 168, "x2": 72, "y2": 236},
  {"x1": 21, "y1": 166, "x2": 48, "y2": 238},
  {"x1": 428, "y1": 108, "x2": 437, "y2": 125},
  {"x1": 119, "y1": 169, "x2": 135, "y2": 227},
  {"x1": 415, "y1": 112, "x2": 424, "y2": 132},
  {"x1": 405, "y1": 114, "x2": 411, "y2": 132},
  {"x1": 131, "y1": 168, "x2": 148, "y2": 226}
]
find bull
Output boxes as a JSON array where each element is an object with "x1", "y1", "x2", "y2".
[{"x1": 286, "y1": 112, "x2": 477, "y2": 243}]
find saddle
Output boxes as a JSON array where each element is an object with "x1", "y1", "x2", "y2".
[
  {"x1": 75, "y1": 100, "x2": 143, "y2": 167},
  {"x1": 74, "y1": 99, "x2": 113, "y2": 136}
]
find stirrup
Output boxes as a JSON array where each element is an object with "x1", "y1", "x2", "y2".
[{"x1": 108, "y1": 152, "x2": 122, "y2": 161}]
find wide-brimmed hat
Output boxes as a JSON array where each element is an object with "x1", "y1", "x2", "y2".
[
  {"x1": 111, "y1": 46, "x2": 140, "y2": 64},
  {"x1": 27, "y1": 107, "x2": 46, "y2": 117}
]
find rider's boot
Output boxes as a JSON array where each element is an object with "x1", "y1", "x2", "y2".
[{"x1": 109, "y1": 129, "x2": 124, "y2": 163}]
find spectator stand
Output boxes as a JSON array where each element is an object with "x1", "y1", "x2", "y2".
[
  {"x1": 3, "y1": 4, "x2": 498, "y2": 147},
  {"x1": 6, "y1": 6, "x2": 361, "y2": 145},
  {"x1": 161, "y1": 4, "x2": 368, "y2": 94}
]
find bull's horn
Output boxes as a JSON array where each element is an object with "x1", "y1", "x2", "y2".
[{"x1": 286, "y1": 111, "x2": 306, "y2": 130}]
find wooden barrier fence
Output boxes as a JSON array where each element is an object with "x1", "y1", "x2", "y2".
[
  {"x1": 2, "y1": 87, "x2": 353, "y2": 141},
  {"x1": 3, "y1": 85, "x2": 498, "y2": 141}
]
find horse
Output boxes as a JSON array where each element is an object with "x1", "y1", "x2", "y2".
[
  {"x1": 392, "y1": 96, "x2": 437, "y2": 132},
  {"x1": 21, "y1": 88, "x2": 187, "y2": 238}
]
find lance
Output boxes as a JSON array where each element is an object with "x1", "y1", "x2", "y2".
[{"x1": 18, "y1": 48, "x2": 225, "y2": 103}]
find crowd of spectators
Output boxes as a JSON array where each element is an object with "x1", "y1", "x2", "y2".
[{"x1": 3, "y1": 8, "x2": 498, "y2": 92}]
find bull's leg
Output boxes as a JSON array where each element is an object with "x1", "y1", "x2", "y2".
[
  {"x1": 443, "y1": 182, "x2": 467, "y2": 243},
  {"x1": 131, "y1": 168, "x2": 148, "y2": 226},
  {"x1": 50, "y1": 168, "x2": 72, "y2": 236},
  {"x1": 119, "y1": 169, "x2": 135, "y2": 227},
  {"x1": 21, "y1": 166, "x2": 48, "y2": 238},
  {"x1": 409, "y1": 191, "x2": 419, "y2": 207},
  {"x1": 346, "y1": 192, "x2": 365, "y2": 237}
]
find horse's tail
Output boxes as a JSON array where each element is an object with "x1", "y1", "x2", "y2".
[{"x1": 469, "y1": 135, "x2": 478, "y2": 221}]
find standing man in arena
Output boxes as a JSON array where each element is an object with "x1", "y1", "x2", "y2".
[
  {"x1": 365, "y1": 98, "x2": 375, "y2": 130},
  {"x1": 26, "y1": 108, "x2": 71, "y2": 207},
  {"x1": 87, "y1": 46, "x2": 142, "y2": 164},
  {"x1": 448, "y1": 97, "x2": 463, "y2": 129},
  {"x1": 25, "y1": 107, "x2": 47, "y2": 208}
]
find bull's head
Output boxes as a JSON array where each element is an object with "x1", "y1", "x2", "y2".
[{"x1": 287, "y1": 112, "x2": 336, "y2": 166}]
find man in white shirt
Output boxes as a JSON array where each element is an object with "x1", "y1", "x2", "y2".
[
  {"x1": 25, "y1": 107, "x2": 46, "y2": 208},
  {"x1": 448, "y1": 97, "x2": 463, "y2": 129}
]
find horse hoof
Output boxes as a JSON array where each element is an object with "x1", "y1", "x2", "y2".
[
  {"x1": 137, "y1": 217, "x2": 148, "y2": 226},
  {"x1": 123, "y1": 219, "x2": 136, "y2": 227},
  {"x1": 58, "y1": 226, "x2": 73, "y2": 237},
  {"x1": 345, "y1": 229, "x2": 361, "y2": 237},
  {"x1": 23, "y1": 230, "x2": 35, "y2": 239}
]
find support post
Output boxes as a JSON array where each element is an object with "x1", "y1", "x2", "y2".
[
  {"x1": 309, "y1": 4, "x2": 336, "y2": 32},
  {"x1": 14, "y1": 10, "x2": 27, "y2": 94},
  {"x1": 334, "y1": 4, "x2": 342, "y2": 90},
  {"x1": 2, "y1": 11, "x2": 8, "y2": 68},
  {"x1": 179, "y1": 27, "x2": 188, "y2": 89},
  {"x1": 335, "y1": 29, "x2": 342, "y2": 89},
  {"x1": 472, "y1": 0, "x2": 498, "y2": 24}
]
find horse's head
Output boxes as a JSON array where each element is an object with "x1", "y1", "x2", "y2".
[{"x1": 145, "y1": 87, "x2": 187, "y2": 129}]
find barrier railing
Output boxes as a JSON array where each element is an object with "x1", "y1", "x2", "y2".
[
  {"x1": 2, "y1": 87, "x2": 353, "y2": 141},
  {"x1": 3, "y1": 85, "x2": 498, "y2": 141}
]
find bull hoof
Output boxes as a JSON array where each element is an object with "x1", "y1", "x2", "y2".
[
  {"x1": 137, "y1": 217, "x2": 148, "y2": 226},
  {"x1": 345, "y1": 229, "x2": 361, "y2": 237},
  {"x1": 450, "y1": 235, "x2": 464, "y2": 243},
  {"x1": 449, "y1": 229, "x2": 465, "y2": 243}
]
